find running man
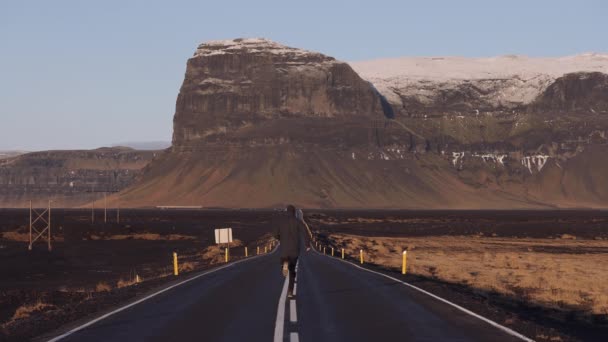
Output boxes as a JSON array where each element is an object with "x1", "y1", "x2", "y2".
[{"x1": 274, "y1": 205, "x2": 311, "y2": 298}]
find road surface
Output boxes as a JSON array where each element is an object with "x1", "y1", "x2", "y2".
[{"x1": 45, "y1": 247, "x2": 527, "y2": 342}]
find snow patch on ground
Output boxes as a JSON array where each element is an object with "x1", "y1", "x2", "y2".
[
  {"x1": 452, "y1": 152, "x2": 465, "y2": 168},
  {"x1": 521, "y1": 155, "x2": 550, "y2": 173},
  {"x1": 472, "y1": 153, "x2": 508, "y2": 166}
]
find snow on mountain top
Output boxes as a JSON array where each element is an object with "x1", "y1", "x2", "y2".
[
  {"x1": 349, "y1": 53, "x2": 608, "y2": 81},
  {"x1": 349, "y1": 53, "x2": 608, "y2": 106},
  {"x1": 204, "y1": 38, "x2": 270, "y2": 46},
  {"x1": 194, "y1": 38, "x2": 331, "y2": 59}
]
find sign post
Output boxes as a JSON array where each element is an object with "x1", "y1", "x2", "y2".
[{"x1": 214, "y1": 228, "x2": 233, "y2": 262}]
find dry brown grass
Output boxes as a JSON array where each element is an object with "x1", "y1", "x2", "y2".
[
  {"x1": 0, "y1": 231, "x2": 64, "y2": 242},
  {"x1": 116, "y1": 274, "x2": 143, "y2": 288},
  {"x1": 328, "y1": 233, "x2": 608, "y2": 315},
  {"x1": 0, "y1": 231, "x2": 30, "y2": 242},
  {"x1": 10, "y1": 301, "x2": 55, "y2": 321},
  {"x1": 89, "y1": 233, "x2": 196, "y2": 241},
  {"x1": 198, "y1": 239, "x2": 245, "y2": 265},
  {"x1": 200, "y1": 246, "x2": 227, "y2": 265},
  {"x1": 95, "y1": 282, "x2": 112, "y2": 292},
  {"x1": 179, "y1": 261, "x2": 196, "y2": 272}
]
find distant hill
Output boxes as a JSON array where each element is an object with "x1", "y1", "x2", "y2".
[
  {"x1": 0, "y1": 151, "x2": 28, "y2": 160},
  {"x1": 111, "y1": 141, "x2": 171, "y2": 150},
  {"x1": 0, "y1": 148, "x2": 160, "y2": 208}
]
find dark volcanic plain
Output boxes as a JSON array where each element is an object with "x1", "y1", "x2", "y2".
[
  {"x1": 309, "y1": 209, "x2": 608, "y2": 342},
  {"x1": 0, "y1": 209, "x2": 607, "y2": 341},
  {"x1": 309, "y1": 209, "x2": 608, "y2": 239},
  {"x1": 0, "y1": 209, "x2": 276, "y2": 341}
]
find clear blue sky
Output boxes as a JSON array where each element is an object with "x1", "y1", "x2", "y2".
[{"x1": 1, "y1": 0, "x2": 606, "y2": 150}]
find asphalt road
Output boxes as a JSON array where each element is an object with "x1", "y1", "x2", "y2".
[{"x1": 46, "y1": 247, "x2": 526, "y2": 342}]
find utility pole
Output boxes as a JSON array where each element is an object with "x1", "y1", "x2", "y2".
[
  {"x1": 104, "y1": 193, "x2": 107, "y2": 223},
  {"x1": 29, "y1": 200, "x2": 32, "y2": 247},
  {"x1": 85, "y1": 189, "x2": 119, "y2": 224},
  {"x1": 28, "y1": 200, "x2": 52, "y2": 252},
  {"x1": 48, "y1": 200, "x2": 52, "y2": 251}
]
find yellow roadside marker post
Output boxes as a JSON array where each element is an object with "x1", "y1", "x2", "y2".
[
  {"x1": 173, "y1": 252, "x2": 179, "y2": 276},
  {"x1": 245, "y1": 246, "x2": 248, "y2": 257},
  {"x1": 323, "y1": 247, "x2": 326, "y2": 254},
  {"x1": 360, "y1": 249, "x2": 364, "y2": 264},
  {"x1": 341, "y1": 248, "x2": 344, "y2": 259},
  {"x1": 331, "y1": 247, "x2": 334, "y2": 257},
  {"x1": 265, "y1": 246, "x2": 268, "y2": 253},
  {"x1": 257, "y1": 246, "x2": 260, "y2": 255},
  {"x1": 225, "y1": 246, "x2": 229, "y2": 263},
  {"x1": 402, "y1": 250, "x2": 407, "y2": 275}
]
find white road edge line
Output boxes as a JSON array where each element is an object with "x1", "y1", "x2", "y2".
[
  {"x1": 313, "y1": 248, "x2": 534, "y2": 342},
  {"x1": 273, "y1": 271, "x2": 289, "y2": 342},
  {"x1": 293, "y1": 282, "x2": 297, "y2": 296},
  {"x1": 47, "y1": 243, "x2": 279, "y2": 342},
  {"x1": 290, "y1": 332, "x2": 300, "y2": 342},
  {"x1": 290, "y1": 299, "x2": 297, "y2": 323}
]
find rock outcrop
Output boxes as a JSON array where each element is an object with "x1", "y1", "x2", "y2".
[
  {"x1": 111, "y1": 42, "x2": 608, "y2": 208},
  {"x1": 534, "y1": 72, "x2": 608, "y2": 112}
]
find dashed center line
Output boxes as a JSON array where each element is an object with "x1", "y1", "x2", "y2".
[
  {"x1": 275, "y1": 259, "x2": 300, "y2": 341},
  {"x1": 290, "y1": 299, "x2": 297, "y2": 323},
  {"x1": 273, "y1": 270, "x2": 289, "y2": 342}
]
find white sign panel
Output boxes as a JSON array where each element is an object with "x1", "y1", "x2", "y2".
[{"x1": 214, "y1": 228, "x2": 233, "y2": 244}]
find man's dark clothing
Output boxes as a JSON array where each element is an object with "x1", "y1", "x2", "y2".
[
  {"x1": 274, "y1": 211, "x2": 311, "y2": 294},
  {"x1": 274, "y1": 213, "x2": 310, "y2": 259}
]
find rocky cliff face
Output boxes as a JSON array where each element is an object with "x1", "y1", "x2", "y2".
[
  {"x1": 172, "y1": 38, "x2": 386, "y2": 151},
  {"x1": 114, "y1": 42, "x2": 608, "y2": 208},
  {"x1": 534, "y1": 72, "x2": 608, "y2": 112},
  {"x1": 0, "y1": 148, "x2": 159, "y2": 207}
]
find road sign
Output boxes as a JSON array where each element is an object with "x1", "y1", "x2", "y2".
[{"x1": 214, "y1": 228, "x2": 233, "y2": 244}]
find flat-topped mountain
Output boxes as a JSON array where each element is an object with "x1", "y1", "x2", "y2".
[{"x1": 172, "y1": 38, "x2": 386, "y2": 151}]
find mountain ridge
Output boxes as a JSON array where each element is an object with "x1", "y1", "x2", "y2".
[{"x1": 2, "y1": 39, "x2": 607, "y2": 208}]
